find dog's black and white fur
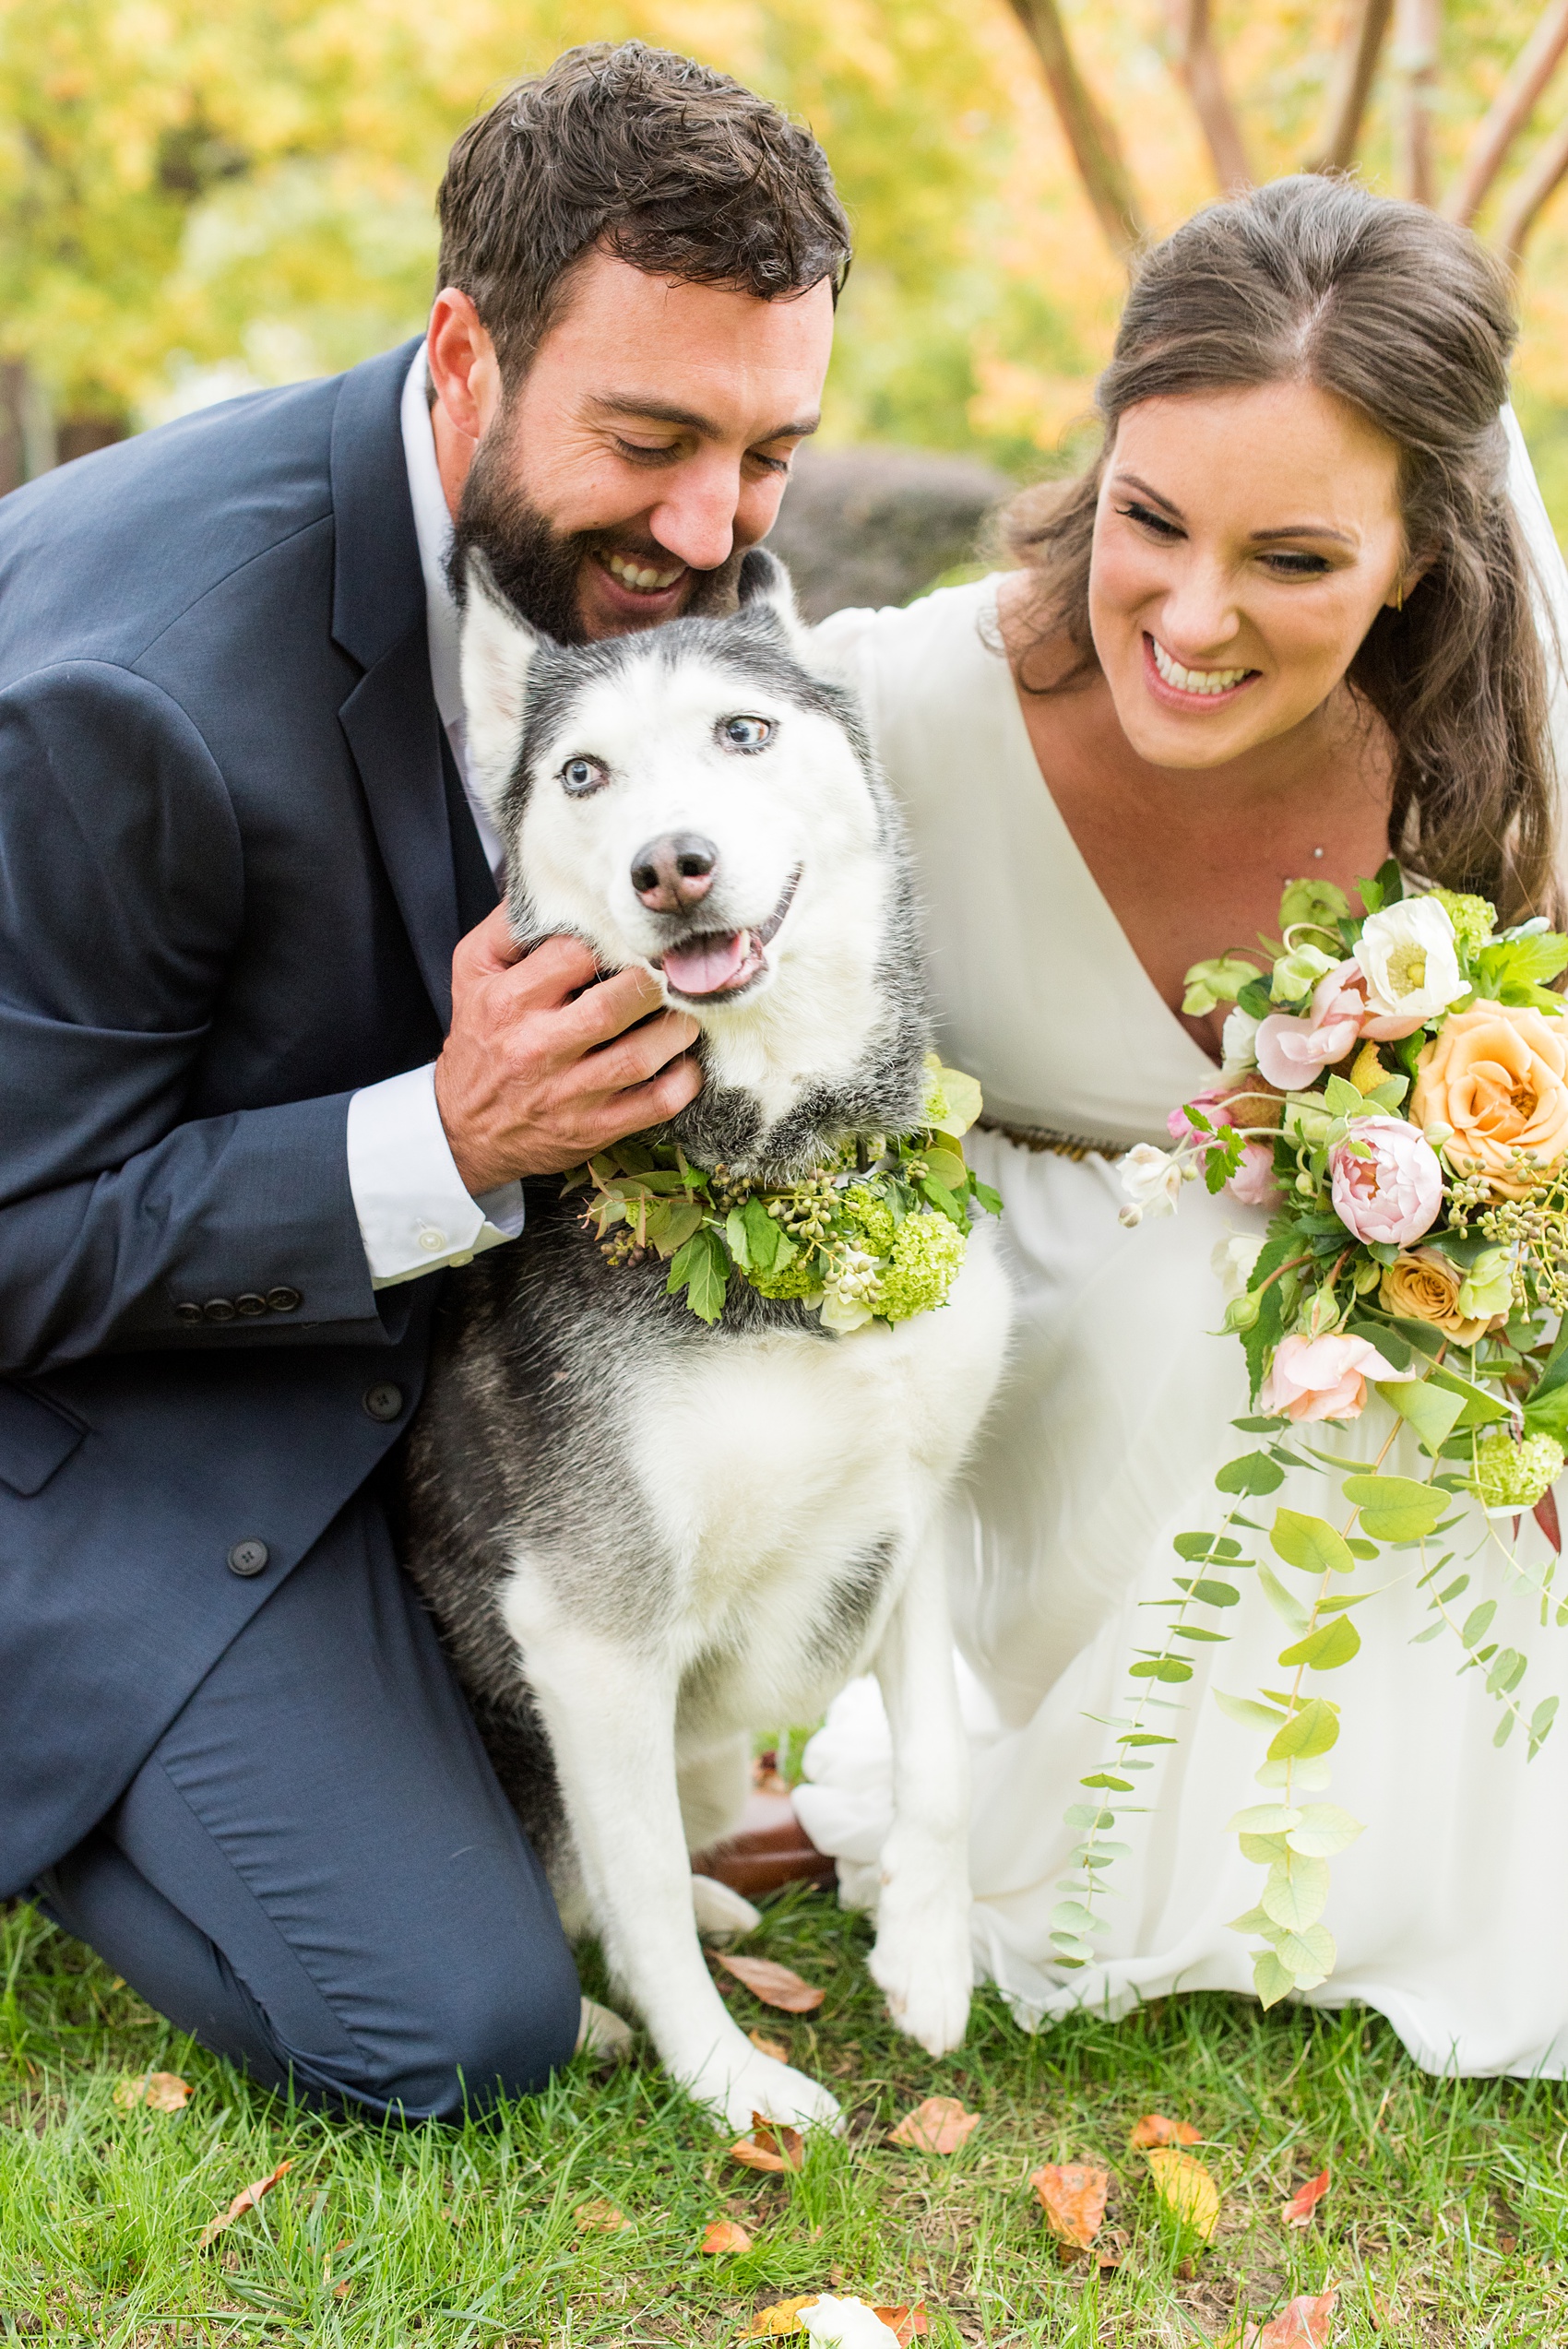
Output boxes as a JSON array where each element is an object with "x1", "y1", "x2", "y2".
[{"x1": 404, "y1": 550, "x2": 1011, "y2": 2132}]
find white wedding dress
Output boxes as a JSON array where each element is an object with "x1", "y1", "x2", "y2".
[{"x1": 795, "y1": 576, "x2": 1568, "y2": 2079}]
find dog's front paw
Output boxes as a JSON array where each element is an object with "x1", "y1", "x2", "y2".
[
  {"x1": 691, "y1": 1874, "x2": 762, "y2": 1943},
  {"x1": 869, "y1": 1898, "x2": 972, "y2": 2058},
  {"x1": 680, "y1": 2035, "x2": 842, "y2": 2136}
]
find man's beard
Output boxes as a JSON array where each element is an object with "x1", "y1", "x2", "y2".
[{"x1": 449, "y1": 405, "x2": 745, "y2": 645}]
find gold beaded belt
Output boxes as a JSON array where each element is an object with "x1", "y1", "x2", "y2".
[{"x1": 975, "y1": 1113, "x2": 1131, "y2": 1162}]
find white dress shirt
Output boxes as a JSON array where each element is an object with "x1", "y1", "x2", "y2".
[{"x1": 341, "y1": 350, "x2": 524, "y2": 1288}]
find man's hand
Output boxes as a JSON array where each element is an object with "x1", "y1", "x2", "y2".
[{"x1": 434, "y1": 907, "x2": 702, "y2": 1194}]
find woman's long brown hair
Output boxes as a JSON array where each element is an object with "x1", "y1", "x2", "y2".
[{"x1": 1002, "y1": 175, "x2": 1560, "y2": 925}]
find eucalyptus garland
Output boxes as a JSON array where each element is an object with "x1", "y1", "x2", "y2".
[{"x1": 563, "y1": 1056, "x2": 1001, "y2": 1329}]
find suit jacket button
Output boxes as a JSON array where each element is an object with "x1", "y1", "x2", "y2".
[
  {"x1": 227, "y1": 1538, "x2": 269, "y2": 1577},
  {"x1": 174, "y1": 1302, "x2": 203, "y2": 1325},
  {"x1": 203, "y1": 1298, "x2": 236, "y2": 1323},
  {"x1": 235, "y1": 1292, "x2": 267, "y2": 1316},
  {"x1": 362, "y1": 1382, "x2": 405, "y2": 1423},
  {"x1": 266, "y1": 1287, "x2": 303, "y2": 1312}
]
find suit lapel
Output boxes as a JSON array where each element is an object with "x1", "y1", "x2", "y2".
[{"x1": 329, "y1": 339, "x2": 463, "y2": 1030}]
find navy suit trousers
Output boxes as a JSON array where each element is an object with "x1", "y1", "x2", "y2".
[{"x1": 33, "y1": 1489, "x2": 579, "y2": 2121}]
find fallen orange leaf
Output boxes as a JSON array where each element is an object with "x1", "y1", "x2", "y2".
[
  {"x1": 1281, "y1": 2167, "x2": 1331, "y2": 2227},
  {"x1": 1029, "y1": 2162, "x2": 1109, "y2": 2250},
  {"x1": 729, "y1": 2112, "x2": 805, "y2": 2173},
  {"x1": 574, "y1": 2199, "x2": 630, "y2": 2233},
  {"x1": 749, "y1": 2028, "x2": 791, "y2": 2062},
  {"x1": 887, "y1": 2096, "x2": 980, "y2": 2153},
  {"x1": 717, "y1": 1953, "x2": 825, "y2": 2013},
  {"x1": 197, "y1": 2161, "x2": 291, "y2": 2251},
  {"x1": 746, "y1": 2295, "x2": 821, "y2": 2336},
  {"x1": 874, "y1": 2311, "x2": 928, "y2": 2347},
  {"x1": 1242, "y1": 2286, "x2": 1339, "y2": 2347},
  {"x1": 1130, "y1": 2112, "x2": 1202, "y2": 2147},
  {"x1": 700, "y1": 2218, "x2": 753, "y2": 2255},
  {"x1": 113, "y1": 2070, "x2": 191, "y2": 2113},
  {"x1": 1144, "y1": 2147, "x2": 1221, "y2": 2244}
]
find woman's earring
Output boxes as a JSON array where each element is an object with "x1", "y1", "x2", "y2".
[{"x1": 1395, "y1": 579, "x2": 1405, "y2": 611}]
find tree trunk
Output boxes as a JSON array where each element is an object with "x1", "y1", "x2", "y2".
[
  {"x1": 1443, "y1": 0, "x2": 1568, "y2": 224},
  {"x1": 1495, "y1": 109, "x2": 1568, "y2": 266},
  {"x1": 1308, "y1": 0, "x2": 1395, "y2": 172},
  {"x1": 0, "y1": 361, "x2": 53, "y2": 494},
  {"x1": 55, "y1": 415, "x2": 127, "y2": 465},
  {"x1": 1167, "y1": 0, "x2": 1252, "y2": 192},
  {"x1": 1006, "y1": 0, "x2": 1149, "y2": 262},
  {"x1": 1394, "y1": 0, "x2": 1442, "y2": 206}
]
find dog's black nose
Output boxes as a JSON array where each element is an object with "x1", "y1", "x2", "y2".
[{"x1": 630, "y1": 832, "x2": 719, "y2": 915}]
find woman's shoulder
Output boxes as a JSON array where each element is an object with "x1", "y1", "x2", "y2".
[{"x1": 807, "y1": 575, "x2": 1010, "y2": 721}]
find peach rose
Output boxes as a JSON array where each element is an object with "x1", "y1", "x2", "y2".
[
  {"x1": 1411, "y1": 1003, "x2": 1568, "y2": 1197},
  {"x1": 1378, "y1": 1247, "x2": 1491, "y2": 1345}
]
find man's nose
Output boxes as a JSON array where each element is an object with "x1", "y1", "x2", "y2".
[
  {"x1": 630, "y1": 833, "x2": 719, "y2": 915},
  {"x1": 648, "y1": 458, "x2": 741, "y2": 574}
]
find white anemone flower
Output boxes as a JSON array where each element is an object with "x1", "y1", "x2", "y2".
[
  {"x1": 801, "y1": 2299, "x2": 903, "y2": 2348},
  {"x1": 1220, "y1": 1002, "x2": 1260, "y2": 1077},
  {"x1": 1353, "y1": 896, "x2": 1467, "y2": 1023},
  {"x1": 1211, "y1": 1229, "x2": 1265, "y2": 1300},
  {"x1": 1120, "y1": 1143, "x2": 1184, "y2": 1223}
]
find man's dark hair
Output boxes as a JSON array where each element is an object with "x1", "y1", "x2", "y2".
[{"x1": 437, "y1": 41, "x2": 853, "y2": 376}]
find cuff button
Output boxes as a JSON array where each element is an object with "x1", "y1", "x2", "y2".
[
  {"x1": 235, "y1": 1293, "x2": 267, "y2": 1316},
  {"x1": 362, "y1": 1382, "x2": 405, "y2": 1423},
  {"x1": 174, "y1": 1302, "x2": 202, "y2": 1325},
  {"x1": 203, "y1": 1298, "x2": 236, "y2": 1323},
  {"x1": 266, "y1": 1287, "x2": 303, "y2": 1312},
  {"x1": 227, "y1": 1538, "x2": 270, "y2": 1577},
  {"x1": 417, "y1": 1227, "x2": 447, "y2": 1253}
]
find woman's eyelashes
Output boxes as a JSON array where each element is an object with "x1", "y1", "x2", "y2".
[
  {"x1": 1116, "y1": 501, "x2": 1338, "y2": 581},
  {"x1": 1117, "y1": 499, "x2": 1182, "y2": 539}
]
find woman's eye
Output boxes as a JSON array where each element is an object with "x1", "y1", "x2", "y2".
[
  {"x1": 561, "y1": 755, "x2": 609, "y2": 796},
  {"x1": 1117, "y1": 501, "x2": 1182, "y2": 539},
  {"x1": 1260, "y1": 551, "x2": 1333, "y2": 578},
  {"x1": 721, "y1": 715, "x2": 774, "y2": 752}
]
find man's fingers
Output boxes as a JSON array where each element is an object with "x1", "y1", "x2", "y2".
[
  {"x1": 576, "y1": 1010, "x2": 701, "y2": 1098},
  {"x1": 585, "y1": 1051, "x2": 704, "y2": 1147},
  {"x1": 457, "y1": 902, "x2": 528, "y2": 977},
  {"x1": 563, "y1": 964, "x2": 686, "y2": 1050}
]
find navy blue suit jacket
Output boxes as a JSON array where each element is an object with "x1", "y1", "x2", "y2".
[{"x1": 0, "y1": 338, "x2": 499, "y2": 1894}]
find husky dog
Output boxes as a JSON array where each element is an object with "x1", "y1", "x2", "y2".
[{"x1": 404, "y1": 549, "x2": 1011, "y2": 2132}]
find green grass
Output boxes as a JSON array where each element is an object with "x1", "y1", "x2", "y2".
[{"x1": 3, "y1": 1888, "x2": 1564, "y2": 2346}]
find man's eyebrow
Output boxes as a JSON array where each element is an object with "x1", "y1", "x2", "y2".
[
  {"x1": 1113, "y1": 469, "x2": 1355, "y2": 547},
  {"x1": 590, "y1": 394, "x2": 821, "y2": 443}
]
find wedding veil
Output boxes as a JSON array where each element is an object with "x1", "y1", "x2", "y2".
[{"x1": 1503, "y1": 405, "x2": 1568, "y2": 824}]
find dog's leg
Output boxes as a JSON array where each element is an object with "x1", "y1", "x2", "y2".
[
  {"x1": 866, "y1": 1526, "x2": 973, "y2": 2056},
  {"x1": 516, "y1": 1611, "x2": 840, "y2": 2133}
]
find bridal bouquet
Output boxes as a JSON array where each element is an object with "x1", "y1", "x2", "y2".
[{"x1": 1053, "y1": 865, "x2": 1568, "y2": 2008}]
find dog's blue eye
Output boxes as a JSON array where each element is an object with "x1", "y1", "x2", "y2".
[
  {"x1": 721, "y1": 716, "x2": 773, "y2": 752},
  {"x1": 561, "y1": 755, "x2": 609, "y2": 796}
]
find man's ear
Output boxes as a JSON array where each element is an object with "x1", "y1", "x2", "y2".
[
  {"x1": 736, "y1": 546, "x2": 806, "y2": 648},
  {"x1": 458, "y1": 552, "x2": 540, "y2": 819}
]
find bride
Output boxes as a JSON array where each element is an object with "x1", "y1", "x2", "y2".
[{"x1": 792, "y1": 173, "x2": 1568, "y2": 2077}]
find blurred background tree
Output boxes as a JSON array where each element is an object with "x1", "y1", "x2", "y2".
[{"x1": 6, "y1": 0, "x2": 1568, "y2": 529}]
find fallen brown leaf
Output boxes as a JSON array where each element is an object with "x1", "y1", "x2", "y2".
[
  {"x1": 750, "y1": 2028, "x2": 791, "y2": 2062},
  {"x1": 1242, "y1": 2286, "x2": 1339, "y2": 2347},
  {"x1": 1030, "y1": 2162, "x2": 1109, "y2": 2250},
  {"x1": 729, "y1": 2111, "x2": 805, "y2": 2173},
  {"x1": 1281, "y1": 2167, "x2": 1331, "y2": 2227},
  {"x1": 746, "y1": 2295, "x2": 820, "y2": 2336},
  {"x1": 1129, "y1": 2111, "x2": 1201, "y2": 2147},
  {"x1": 1144, "y1": 2146, "x2": 1221, "y2": 2244},
  {"x1": 573, "y1": 2199, "x2": 630, "y2": 2233},
  {"x1": 196, "y1": 2160, "x2": 291, "y2": 2250},
  {"x1": 875, "y1": 2310, "x2": 929, "y2": 2346},
  {"x1": 717, "y1": 1952, "x2": 825, "y2": 2013},
  {"x1": 887, "y1": 2096, "x2": 980, "y2": 2153},
  {"x1": 700, "y1": 2217, "x2": 752, "y2": 2254},
  {"x1": 113, "y1": 2070, "x2": 191, "y2": 2114}
]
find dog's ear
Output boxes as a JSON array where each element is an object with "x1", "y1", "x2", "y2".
[
  {"x1": 736, "y1": 546, "x2": 806, "y2": 647},
  {"x1": 459, "y1": 552, "x2": 540, "y2": 819}
]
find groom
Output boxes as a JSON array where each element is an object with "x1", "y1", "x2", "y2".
[{"x1": 0, "y1": 42, "x2": 847, "y2": 2118}]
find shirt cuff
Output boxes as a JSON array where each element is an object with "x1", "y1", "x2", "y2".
[{"x1": 345, "y1": 1063, "x2": 525, "y2": 1289}]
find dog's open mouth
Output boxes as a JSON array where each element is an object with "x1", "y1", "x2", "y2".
[{"x1": 659, "y1": 868, "x2": 801, "y2": 1001}]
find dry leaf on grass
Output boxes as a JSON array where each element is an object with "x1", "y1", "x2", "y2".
[
  {"x1": 113, "y1": 2070, "x2": 190, "y2": 2113},
  {"x1": 1243, "y1": 2286, "x2": 1339, "y2": 2347},
  {"x1": 197, "y1": 2160, "x2": 291, "y2": 2250},
  {"x1": 1281, "y1": 2167, "x2": 1331, "y2": 2227},
  {"x1": 750, "y1": 2028, "x2": 791, "y2": 2062},
  {"x1": 1144, "y1": 2146, "x2": 1221, "y2": 2243},
  {"x1": 700, "y1": 2217, "x2": 752, "y2": 2254},
  {"x1": 729, "y1": 2112, "x2": 805, "y2": 2173},
  {"x1": 745, "y1": 2296, "x2": 928, "y2": 2343},
  {"x1": 1129, "y1": 2111, "x2": 1201, "y2": 2147},
  {"x1": 717, "y1": 1952, "x2": 825, "y2": 2012},
  {"x1": 1030, "y1": 2162, "x2": 1109, "y2": 2251},
  {"x1": 886, "y1": 2096, "x2": 980, "y2": 2153},
  {"x1": 874, "y1": 2312, "x2": 928, "y2": 2347},
  {"x1": 574, "y1": 2199, "x2": 630, "y2": 2233}
]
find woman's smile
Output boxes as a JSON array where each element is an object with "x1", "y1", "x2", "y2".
[{"x1": 1144, "y1": 631, "x2": 1259, "y2": 706}]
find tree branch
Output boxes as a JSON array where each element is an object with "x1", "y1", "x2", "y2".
[
  {"x1": 1394, "y1": 0, "x2": 1443, "y2": 205},
  {"x1": 1443, "y1": 0, "x2": 1568, "y2": 224},
  {"x1": 1307, "y1": 0, "x2": 1395, "y2": 172},
  {"x1": 1495, "y1": 107, "x2": 1568, "y2": 267},
  {"x1": 1006, "y1": 0, "x2": 1149, "y2": 262},
  {"x1": 1167, "y1": 0, "x2": 1253, "y2": 192}
]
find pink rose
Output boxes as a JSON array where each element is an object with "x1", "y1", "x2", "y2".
[
  {"x1": 1167, "y1": 1084, "x2": 1239, "y2": 1146},
  {"x1": 1226, "y1": 1138, "x2": 1281, "y2": 1206},
  {"x1": 1259, "y1": 1331, "x2": 1414, "y2": 1423},
  {"x1": 1328, "y1": 1116, "x2": 1443, "y2": 1245},
  {"x1": 1254, "y1": 959, "x2": 1427, "y2": 1091}
]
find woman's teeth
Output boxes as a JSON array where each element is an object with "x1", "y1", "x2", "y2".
[
  {"x1": 605, "y1": 552, "x2": 683, "y2": 593},
  {"x1": 1150, "y1": 636, "x2": 1252, "y2": 695}
]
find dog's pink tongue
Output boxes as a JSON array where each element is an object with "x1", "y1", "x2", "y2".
[{"x1": 662, "y1": 931, "x2": 747, "y2": 996}]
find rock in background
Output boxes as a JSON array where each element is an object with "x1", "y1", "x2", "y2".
[{"x1": 766, "y1": 444, "x2": 1015, "y2": 622}]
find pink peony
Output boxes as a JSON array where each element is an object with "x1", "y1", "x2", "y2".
[
  {"x1": 1254, "y1": 959, "x2": 1428, "y2": 1091},
  {"x1": 1259, "y1": 1331, "x2": 1414, "y2": 1423},
  {"x1": 1226, "y1": 1139, "x2": 1281, "y2": 1206},
  {"x1": 1328, "y1": 1116, "x2": 1443, "y2": 1245},
  {"x1": 1167, "y1": 1084, "x2": 1239, "y2": 1146}
]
